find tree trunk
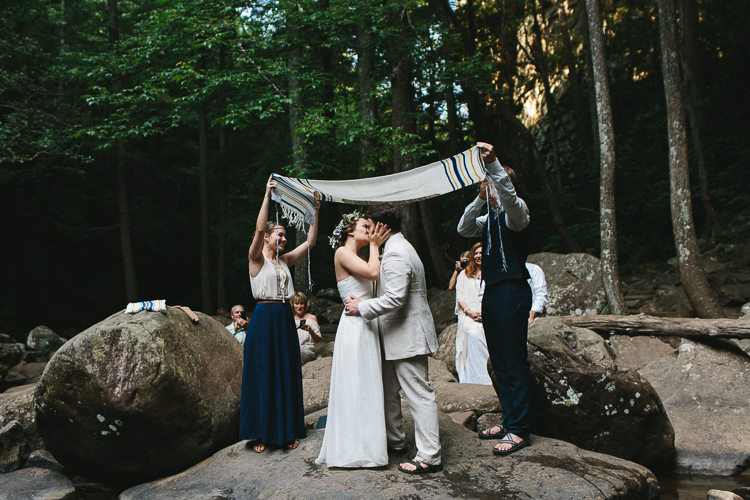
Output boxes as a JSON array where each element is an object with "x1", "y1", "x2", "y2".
[
  {"x1": 198, "y1": 101, "x2": 212, "y2": 314},
  {"x1": 658, "y1": 0, "x2": 724, "y2": 318},
  {"x1": 531, "y1": 5, "x2": 564, "y2": 193},
  {"x1": 585, "y1": 0, "x2": 626, "y2": 315},
  {"x1": 288, "y1": 41, "x2": 310, "y2": 292},
  {"x1": 390, "y1": 7, "x2": 417, "y2": 244},
  {"x1": 443, "y1": 19, "x2": 460, "y2": 154},
  {"x1": 419, "y1": 198, "x2": 448, "y2": 287},
  {"x1": 356, "y1": 18, "x2": 376, "y2": 176},
  {"x1": 558, "y1": 315, "x2": 750, "y2": 339},
  {"x1": 580, "y1": 0, "x2": 601, "y2": 161},
  {"x1": 216, "y1": 45, "x2": 228, "y2": 313},
  {"x1": 108, "y1": 0, "x2": 138, "y2": 302},
  {"x1": 678, "y1": 0, "x2": 719, "y2": 232}
]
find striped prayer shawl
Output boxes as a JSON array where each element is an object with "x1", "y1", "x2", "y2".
[{"x1": 271, "y1": 146, "x2": 486, "y2": 228}]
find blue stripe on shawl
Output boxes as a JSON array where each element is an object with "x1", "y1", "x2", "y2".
[
  {"x1": 460, "y1": 151, "x2": 475, "y2": 184},
  {"x1": 442, "y1": 160, "x2": 457, "y2": 190},
  {"x1": 450, "y1": 157, "x2": 466, "y2": 188}
]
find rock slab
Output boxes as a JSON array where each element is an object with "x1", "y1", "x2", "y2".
[
  {"x1": 639, "y1": 339, "x2": 750, "y2": 475},
  {"x1": 34, "y1": 308, "x2": 243, "y2": 484},
  {"x1": 527, "y1": 252, "x2": 607, "y2": 316},
  {"x1": 0, "y1": 467, "x2": 76, "y2": 500},
  {"x1": 120, "y1": 409, "x2": 659, "y2": 500}
]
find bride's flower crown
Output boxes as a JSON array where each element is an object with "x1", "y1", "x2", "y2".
[{"x1": 329, "y1": 210, "x2": 360, "y2": 248}]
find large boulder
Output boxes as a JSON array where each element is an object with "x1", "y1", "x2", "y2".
[
  {"x1": 302, "y1": 357, "x2": 332, "y2": 415},
  {"x1": 0, "y1": 342, "x2": 24, "y2": 382},
  {"x1": 26, "y1": 326, "x2": 65, "y2": 354},
  {"x1": 318, "y1": 304, "x2": 344, "y2": 325},
  {"x1": 527, "y1": 318, "x2": 675, "y2": 469},
  {"x1": 432, "y1": 323, "x2": 458, "y2": 376},
  {"x1": 527, "y1": 252, "x2": 607, "y2": 316},
  {"x1": 428, "y1": 288, "x2": 457, "y2": 332},
  {"x1": 0, "y1": 385, "x2": 43, "y2": 470},
  {"x1": 34, "y1": 308, "x2": 243, "y2": 485},
  {"x1": 119, "y1": 405, "x2": 658, "y2": 500},
  {"x1": 639, "y1": 339, "x2": 750, "y2": 475}
]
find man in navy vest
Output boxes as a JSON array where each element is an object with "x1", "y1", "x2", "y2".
[{"x1": 457, "y1": 142, "x2": 533, "y2": 456}]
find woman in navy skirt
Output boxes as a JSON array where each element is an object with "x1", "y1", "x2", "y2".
[{"x1": 241, "y1": 176, "x2": 320, "y2": 452}]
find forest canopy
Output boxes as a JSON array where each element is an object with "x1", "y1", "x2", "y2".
[{"x1": 1, "y1": 0, "x2": 748, "y2": 338}]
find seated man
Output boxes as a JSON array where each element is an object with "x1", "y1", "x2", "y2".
[{"x1": 226, "y1": 304, "x2": 248, "y2": 344}]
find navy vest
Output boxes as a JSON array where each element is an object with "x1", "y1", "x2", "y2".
[{"x1": 483, "y1": 209, "x2": 530, "y2": 288}]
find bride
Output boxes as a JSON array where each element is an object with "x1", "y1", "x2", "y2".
[{"x1": 315, "y1": 212, "x2": 390, "y2": 467}]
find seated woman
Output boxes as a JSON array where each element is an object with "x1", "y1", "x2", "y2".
[
  {"x1": 455, "y1": 242, "x2": 492, "y2": 385},
  {"x1": 291, "y1": 292, "x2": 321, "y2": 365}
]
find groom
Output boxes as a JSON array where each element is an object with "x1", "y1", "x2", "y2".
[{"x1": 344, "y1": 203, "x2": 442, "y2": 474}]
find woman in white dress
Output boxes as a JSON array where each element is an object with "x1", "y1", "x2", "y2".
[
  {"x1": 455, "y1": 242, "x2": 492, "y2": 385},
  {"x1": 316, "y1": 212, "x2": 390, "y2": 468}
]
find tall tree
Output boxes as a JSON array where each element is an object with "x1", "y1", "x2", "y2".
[
  {"x1": 356, "y1": 10, "x2": 376, "y2": 175},
  {"x1": 579, "y1": 0, "x2": 601, "y2": 161},
  {"x1": 389, "y1": 4, "x2": 418, "y2": 243},
  {"x1": 108, "y1": 0, "x2": 139, "y2": 302},
  {"x1": 658, "y1": 0, "x2": 724, "y2": 318},
  {"x1": 678, "y1": 0, "x2": 718, "y2": 232},
  {"x1": 585, "y1": 0, "x2": 626, "y2": 315},
  {"x1": 288, "y1": 37, "x2": 311, "y2": 292}
]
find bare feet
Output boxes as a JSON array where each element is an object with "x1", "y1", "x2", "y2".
[
  {"x1": 287, "y1": 439, "x2": 299, "y2": 450},
  {"x1": 399, "y1": 460, "x2": 429, "y2": 472},
  {"x1": 253, "y1": 442, "x2": 266, "y2": 453}
]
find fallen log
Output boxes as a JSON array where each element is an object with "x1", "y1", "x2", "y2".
[{"x1": 558, "y1": 314, "x2": 750, "y2": 339}]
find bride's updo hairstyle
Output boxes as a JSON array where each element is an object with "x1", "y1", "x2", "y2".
[{"x1": 329, "y1": 211, "x2": 360, "y2": 249}]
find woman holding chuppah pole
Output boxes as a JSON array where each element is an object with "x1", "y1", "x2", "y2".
[{"x1": 240, "y1": 175, "x2": 320, "y2": 453}]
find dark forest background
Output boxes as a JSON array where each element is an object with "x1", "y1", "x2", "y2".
[{"x1": 1, "y1": 0, "x2": 748, "y2": 340}]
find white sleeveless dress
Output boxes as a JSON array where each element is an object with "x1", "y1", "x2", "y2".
[{"x1": 315, "y1": 275, "x2": 388, "y2": 467}]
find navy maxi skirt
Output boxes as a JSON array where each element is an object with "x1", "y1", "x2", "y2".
[{"x1": 239, "y1": 302, "x2": 307, "y2": 445}]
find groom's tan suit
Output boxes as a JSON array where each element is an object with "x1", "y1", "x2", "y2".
[{"x1": 359, "y1": 233, "x2": 441, "y2": 465}]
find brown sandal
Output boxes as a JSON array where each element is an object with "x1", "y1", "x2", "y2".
[
  {"x1": 287, "y1": 439, "x2": 299, "y2": 450},
  {"x1": 253, "y1": 442, "x2": 266, "y2": 453}
]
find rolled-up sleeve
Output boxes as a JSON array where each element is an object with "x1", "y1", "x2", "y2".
[
  {"x1": 485, "y1": 160, "x2": 530, "y2": 232},
  {"x1": 457, "y1": 197, "x2": 487, "y2": 237}
]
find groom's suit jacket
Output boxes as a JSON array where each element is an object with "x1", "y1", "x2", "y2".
[{"x1": 359, "y1": 233, "x2": 438, "y2": 361}]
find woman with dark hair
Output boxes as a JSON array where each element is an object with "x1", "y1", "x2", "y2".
[
  {"x1": 455, "y1": 242, "x2": 492, "y2": 385},
  {"x1": 316, "y1": 211, "x2": 391, "y2": 468},
  {"x1": 241, "y1": 176, "x2": 320, "y2": 453}
]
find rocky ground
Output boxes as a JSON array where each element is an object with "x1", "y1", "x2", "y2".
[{"x1": 1, "y1": 245, "x2": 750, "y2": 499}]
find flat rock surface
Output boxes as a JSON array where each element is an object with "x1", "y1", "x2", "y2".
[
  {"x1": 608, "y1": 335, "x2": 677, "y2": 372},
  {"x1": 0, "y1": 467, "x2": 76, "y2": 500},
  {"x1": 120, "y1": 408, "x2": 659, "y2": 500},
  {"x1": 639, "y1": 339, "x2": 750, "y2": 475}
]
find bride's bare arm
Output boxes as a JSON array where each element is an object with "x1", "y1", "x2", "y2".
[{"x1": 336, "y1": 223, "x2": 390, "y2": 282}]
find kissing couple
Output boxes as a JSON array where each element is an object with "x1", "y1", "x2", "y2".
[{"x1": 314, "y1": 204, "x2": 443, "y2": 474}]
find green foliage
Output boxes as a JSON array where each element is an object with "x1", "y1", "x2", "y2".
[{"x1": 0, "y1": 0, "x2": 748, "y2": 336}]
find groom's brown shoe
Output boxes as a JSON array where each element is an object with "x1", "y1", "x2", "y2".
[{"x1": 388, "y1": 446, "x2": 408, "y2": 456}]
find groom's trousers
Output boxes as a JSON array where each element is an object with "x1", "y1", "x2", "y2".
[{"x1": 383, "y1": 355, "x2": 442, "y2": 465}]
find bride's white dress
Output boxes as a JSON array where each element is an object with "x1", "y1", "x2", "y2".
[{"x1": 315, "y1": 275, "x2": 388, "y2": 467}]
